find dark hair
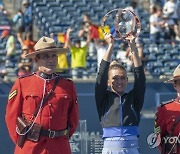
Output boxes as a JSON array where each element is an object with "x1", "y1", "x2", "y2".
[
  {"x1": 83, "y1": 13, "x2": 90, "y2": 19},
  {"x1": 74, "y1": 39, "x2": 81, "y2": 44},
  {"x1": 174, "y1": 80, "x2": 180, "y2": 84},
  {"x1": 36, "y1": 54, "x2": 40, "y2": 59},
  {"x1": 152, "y1": 5, "x2": 162, "y2": 13},
  {"x1": 130, "y1": 1, "x2": 137, "y2": 8},
  {"x1": 17, "y1": 9, "x2": 23, "y2": 13}
]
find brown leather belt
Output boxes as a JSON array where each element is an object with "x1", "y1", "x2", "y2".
[{"x1": 40, "y1": 129, "x2": 69, "y2": 138}]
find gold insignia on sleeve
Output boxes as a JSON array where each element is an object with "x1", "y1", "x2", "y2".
[
  {"x1": 154, "y1": 126, "x2": 161, "y2": 134},
  {"x1": 8, "y1": 89, "x2": 17, "y2": 100}
]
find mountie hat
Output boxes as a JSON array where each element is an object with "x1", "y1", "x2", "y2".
[
  {"x1": 25, "y1": 36, "x2": 68, "y2": 59},
  {"x1": 164, "y1": 64, "x2": 180, "y2": 83}
]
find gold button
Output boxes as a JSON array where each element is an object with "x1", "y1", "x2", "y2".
[{"x1": 49, "y1": 103, "x2": 52, "y2": 107}]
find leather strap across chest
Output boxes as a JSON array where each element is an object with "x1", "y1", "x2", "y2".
[
  {"x1": 169, "y1": 116, "x2": 180, "y2": 135},
  {"x1": 33, "y1": 77, "x2": 59, "y2": 117}
]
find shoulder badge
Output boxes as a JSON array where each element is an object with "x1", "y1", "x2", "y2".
[
  {"x1": 8, "y1": 89, "x2": 17, "y2": 100},
  {"x1": 160, "y1": 99, "x2": 174, "y2": 107},
  {"x1": 154, "y1": 126, "x2": 161, "y2": 134},
  {"x1": 63, "y1": 78, "x2": 73, "y2": 82},
  {"x1": 54, "y1": 73, "x2": 72, "y2": 81},
  {"x1": 19, "y1": 72, "x2": 35, "y2": 79}
]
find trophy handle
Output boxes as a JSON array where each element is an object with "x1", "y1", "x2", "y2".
[
  {"x1": 101, "y1": 9, "x2": 122, "y2": 40},
  {"x1": 101, "y1": 8, "x2": 141, "y2": 41}
]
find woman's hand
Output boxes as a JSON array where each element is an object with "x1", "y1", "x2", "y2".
[
  {"x1": 126, "y1": 35, "x2": 137, "y2": 53},
  {"x1": 102, "y1": 33, "x2": 114, "y2": 62},
  {"x1": 104, "y1": 33, "x2": 114, "y2": 46}
]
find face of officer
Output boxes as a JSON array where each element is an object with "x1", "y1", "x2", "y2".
[
  {"x1": 35, "y1": 52, "x2": 58, "y2": 74},
  {"x1": 174, "y1": 79, "x2": 180, "y2": 97},
  {"x1": 108, "y1": 66, "x2": 128, "y2": 95}
]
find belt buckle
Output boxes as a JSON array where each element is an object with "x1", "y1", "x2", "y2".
[{"x1": 49, "y1": 130, "x2": 55, "y2": 138}]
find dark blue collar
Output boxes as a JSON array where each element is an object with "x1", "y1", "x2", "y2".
[{"x1": 38, "y1": 72, "x2": 57, "y2": 79}]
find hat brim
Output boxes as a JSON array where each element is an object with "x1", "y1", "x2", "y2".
[
  {"x1": 164, "y1": 76, "x2": 180, "y2": 83},
  {"x1": 25, "y1": 48, "x2": 68, "y2": 59}
]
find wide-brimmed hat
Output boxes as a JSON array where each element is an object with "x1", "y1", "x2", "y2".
[
  {"x1": 25, "y1": 36, "x2": 68, "y2": 58},
  {"x1": 164, "y1": 64, "x2": 180, "y2": 83}
]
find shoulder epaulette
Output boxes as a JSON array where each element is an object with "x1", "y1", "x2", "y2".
[
  {"x1": 54, "y1": 73, "x2": 72, "y2": 82},
  {"x1": 19, "y1": 72, "x2": 35, "y2": 79},
  {"x1": 160, "y1": 99, "x2": 174, "y2": 107},
  {"x1": 63, "y1": 78, "x2": 73, "y2": 82}
]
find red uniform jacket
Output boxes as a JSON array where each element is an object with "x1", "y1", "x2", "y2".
[
  {"x1": 155, "y1": 98, "x2": 180, "y2": 154},
  {"x1": 5, "y1": 73, "x2": 79, "y2": 154}
]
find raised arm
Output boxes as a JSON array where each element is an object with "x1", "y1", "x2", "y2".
[
  {"x1": 7, "y1": 36, "x2": 15, "y2": 56},
  {"x1": 64, "y1": 27, "x2": 73, "y2": 48},
  {"x1": 102, "y1": 34, "x2": 114, "y2": 62},
  {"x1": 128, "y1": 38, "x2": 142, "y2": 67},
  {"x1": 128, "y1": 38, "x2": 146, "y2": 112},
  {"x1": 95, "y1": 34, "x2": 114, "y2": 119}
]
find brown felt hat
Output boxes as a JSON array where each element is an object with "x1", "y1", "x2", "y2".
[
  {"x1": 164, "y1": 64, "x2": 180, "y2": 83},
  {"x1": 25, "y1": 36, "x2": 68, "y2": 58}
]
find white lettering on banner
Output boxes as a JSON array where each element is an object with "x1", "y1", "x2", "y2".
[
  {"x1": 72, "y1": 132, "x2": 81, "y2": 141},
  {"x1": 147, "y1": 133, "x2": 180, "y2": 148},
  {"x1": 163, "y1": 137, "x2": 169, "y2": 144},
  {"x1": 70, "y1": 143, "x2": 80, "y2": 152},
  {"x1": 70, "y1": 131, "x2": 102, "y2": 153},
  {"x1": 147, "y1": 133, "x2": 161, "y2": 148},
  {"x1": 163, "y1": 136, "x2": 180, "y2": 144},
  {"x1": 70, "y1": 131, "x2": 101, "y2": 141}
]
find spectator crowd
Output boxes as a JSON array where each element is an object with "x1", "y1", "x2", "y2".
[{"x1": 0, "y1": 0, "x2": 180, "y2": 81}]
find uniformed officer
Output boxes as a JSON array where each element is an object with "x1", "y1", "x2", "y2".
[
  {"x1": 5, "y1": 36, "x2": 79, "y2": 154},
  {"x1": 154, "y1": 64, "x2": 180, "y2": 154}
]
